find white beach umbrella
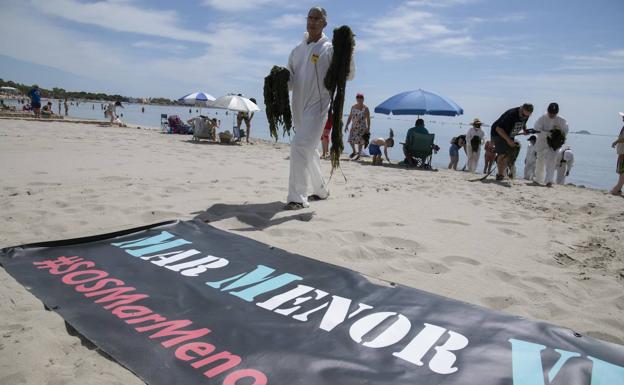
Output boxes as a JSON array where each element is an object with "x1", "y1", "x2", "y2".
[{"x1": 208, "y1": 95, "x2": 260, "y2": 113}]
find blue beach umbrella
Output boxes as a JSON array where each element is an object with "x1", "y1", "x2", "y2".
[
  {"x1": 178, "y1": 92, "x2": 216, "y2": 115},
  {"x1": 374, "y1": 89, "x2": 463, "y2": 117}
]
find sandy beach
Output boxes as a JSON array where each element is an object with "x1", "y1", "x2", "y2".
[{"x1": 1, "y1": 118, "x2": 623, "y2": 384}]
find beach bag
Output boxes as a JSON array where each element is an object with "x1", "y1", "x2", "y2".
[
  {"x1": 470, "y1": 136, "x2": 481, "y2": 153},
  {"x1": 547, "y1": 127, "x2": 566, "y2": 151}
]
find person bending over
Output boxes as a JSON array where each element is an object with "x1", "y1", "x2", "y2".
[{"x1": 369, "y1": 129, "x2": 394, "y2": 165}]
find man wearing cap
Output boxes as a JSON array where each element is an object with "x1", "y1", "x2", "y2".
[
  {"x1": 490, "y1": 103, "x2": 533, "y2": 181},
  {"x1": 465, "y1": 118, "x2": 485, "y2": 173},
  {"x1": 533, "y1": 102, "x2": 569, "y2": 186},
  {"x1": 523, "y1": 135, "x2": 538, "y2": 180},
  {"x1": 284, "y1": 6, "x2": 355, "y2": 210}
]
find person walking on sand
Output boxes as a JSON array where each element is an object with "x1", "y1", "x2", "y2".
[
  {"x1": 466, "y1": 118, "x2": 485, "y2": 173},
  {"x1": 555, "y1": 146, "x2": 574, "y2": 185},
  {"x1": 345, "y1": 93, "x2": 370, "y2": 160},
  {"x1": 28, "y1": 84, "x2": 41, "y2": 119},
  {"x1": 285, "y1": 6, "x2": 355, "y2": 210},
  {"x1": 64, "y1": 99, "x2": 69, "y2": 116},
  {"x1": 533, "y1": 102, "x2": 569, "y2": 187},
  {"x1": 610, "y1": 112, "x2": 624, "y2": 195},
  {"x1": 490, "y1": 103, "x2": 533, "y2": 181},
  {"x1": 524, "y1": 135, "x2": 538, "y2": 180},
  {"x1": 57, "y1": 100, "x2": 62, "y2": 115}
]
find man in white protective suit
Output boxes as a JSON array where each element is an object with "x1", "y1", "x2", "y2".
[
  {"x1": 555, "y1": 146, "x2": 574, "y2": 185},
  {"x1": 523, "y1": 135, "x2": 537, "y2": 180},
  {"x1": 285, "y1": 6, "x2": 355, "y2": 210},
  {"x1": 533, "y1": 102, "x2": 569, "y2": 187},
  {"x1": 465, "y1": 118, "x2": 485, "y2": 173}
]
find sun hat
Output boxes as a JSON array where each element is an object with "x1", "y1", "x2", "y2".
[
  {"x1": 356, "y1": 93, "x2": 364, "y2": 99},
  {"x1": 471, "y1": 118, "x2": 482, "y2": 126}
]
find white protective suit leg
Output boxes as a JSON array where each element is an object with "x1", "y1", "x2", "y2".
[
  {"x1": 544, "y1": 149, "x2": 558, "y2": 185},
  {"x1": 287, "y1": 113, "x2": 328, "y2": 206},
  {"x1": 467, "y1": 150, "x2": 480, "y2": 172},
  {"x1": 524, "y1": 160, "x2": 536, "y2": 180},
  {"x1": 555, "y1": 165, "x2": 566, "y2": 184},
  {"x1": 534, "y1": 149, "x2": 547, "y2": 184}
]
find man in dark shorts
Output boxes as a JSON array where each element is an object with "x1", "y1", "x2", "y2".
[
  {"x1": 28, "y1": 84, "x2": 42, "y2": 119},
  {"x1": 490, "y1": 103, "x2": 533, "y2": 180}
]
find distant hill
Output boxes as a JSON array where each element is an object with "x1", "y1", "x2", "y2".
[{"x1": 573, "y1": 130, "x2": 591, "y2": 135}]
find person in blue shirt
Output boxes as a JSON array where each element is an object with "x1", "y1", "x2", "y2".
[{"x1": 28, "y1": 84, "x2": 42, "y2": 119}]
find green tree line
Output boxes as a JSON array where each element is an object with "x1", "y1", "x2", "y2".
[{"x1": 0, "y1": 78, "x2": 176, "y2": 105}]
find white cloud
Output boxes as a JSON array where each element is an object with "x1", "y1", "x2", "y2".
[
  {"x1": 559, "y1": 49, "x2": 624, "y2": 71},
  {"x1": 405, "y1": 0, "x2": 479, "y2": 7},
  {"x1": 269, "y1": 13, "x2": 305, "y2": 29},
  {"x1": 133, "y1": 41, "x2": 188, "y2": 52},
  {"x1": 0, "y1": 1, "x2": 293, "y2": 99},
  {"x1": 33, "y1": 0, "x2": 214, "y2": 44},
  {"x1": 356, "y1": 1, "x2": 525, "y2": 59},
  {"x1": 201, "y1": 0, "x2": 297, "y2": 12}
]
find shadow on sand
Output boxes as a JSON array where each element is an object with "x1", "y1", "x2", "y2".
[{"x1": 192, "y1": 201, "x2": 314, "y2": 231}]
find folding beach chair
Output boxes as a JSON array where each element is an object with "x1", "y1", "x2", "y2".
[
  {"x1": 192, "y1": 117, "x2": 216, "y2": 142},
  {"x1": 404, "y1": 133, "x2": 436, "y2": 169}
]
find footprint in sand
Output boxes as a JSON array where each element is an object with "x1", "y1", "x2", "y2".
[
  {"x1": 486, "y1": 220, "x2": 520, "y2": 226},
  {"x1": 379, "y1": 236, "x2": 424, "y2": 251},
  {"x1": 481, "y1": 296, "x2": 519, "y2": 311},
  {"x1": 434, "y1": 218, "x2": 470, "y2": 226},
  {"x1": 370, "y1": 221, "x2": 406, "y2": 227},
  {"x1": 442, "y1": 255, "x2": 481, "y2": 266},
  {"x1": 409, "y1": 259, "x2": 450, "y2": 275},
  {"x1": 497, "y1": 227, "x2": 526, "y2": 238}
]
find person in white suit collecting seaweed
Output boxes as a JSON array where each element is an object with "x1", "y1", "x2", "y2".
[{"x1": 285, "y1": 6, "x2": 355, "y2": 210}]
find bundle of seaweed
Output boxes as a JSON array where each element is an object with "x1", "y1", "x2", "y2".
[
  {"x1": 547, "y1": 127, "x2": 566, "y2": 151},
  {"x1": 324, "y1": 25, "x2": 355, "y2": 169},
  {"x1": 506, "y1": 143, "x2": 521, "y2": 179},
  {"x1": 470, "y1": 135, "x2": 481, "y2": 153},
  {"x1": 263, "y1": 66, "x2": 292, "y2": 141}
]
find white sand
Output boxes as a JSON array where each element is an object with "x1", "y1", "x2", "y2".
[{"x1": 1, "y1": 119, "x2": 623, "y2": 384}]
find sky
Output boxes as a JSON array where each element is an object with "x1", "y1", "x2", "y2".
[{"x1": 1, "y1": 0, "x2": 623, "y2": 134}]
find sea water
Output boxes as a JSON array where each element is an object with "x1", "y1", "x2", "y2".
[{"x1": 7, "y1": 99, "x2": 620, "y2": 191}]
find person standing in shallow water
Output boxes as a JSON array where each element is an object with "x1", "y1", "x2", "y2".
[{"x1": 284, "y1": 6, "x2": 355, "y2": 210}]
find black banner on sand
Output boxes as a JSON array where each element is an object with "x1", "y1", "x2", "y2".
[{"x1": 1, "y1": 220, "x2": 623, "y2": 385}]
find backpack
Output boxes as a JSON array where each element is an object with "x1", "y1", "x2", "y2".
[{"x1": 547, "y1": 127, "x2": 566, "y2": 151}]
